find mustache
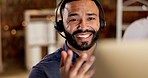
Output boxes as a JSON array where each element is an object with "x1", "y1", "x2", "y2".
[{"x1": 72, "y1": 29, "x2": 96, "y2": 36}]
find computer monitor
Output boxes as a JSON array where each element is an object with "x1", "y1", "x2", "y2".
[{"x1": 94, "y1": 39, "x2": 148, "y2": 78}]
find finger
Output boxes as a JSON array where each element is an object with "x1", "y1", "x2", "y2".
[
  {"x1": 61, "y1": 51, "x2": 68, "y2": 67},
  {"x1": 70, "y1": 53, "x2": 87, "y2": 74},
  {"x1": 60, "y1": 51, "x2": 68, "y2": 78},
  {"x1": 78, "y1": 55, "x2": 95, "y2": 75},
  {"x1": 84, "y1": 68, "x2": 96, "y2": 78},
  {"x1": 65, "y1": 50, "x2": 73, "y2": 72}
]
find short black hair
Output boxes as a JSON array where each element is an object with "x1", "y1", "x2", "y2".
[{"x1": 59, "y1": 0, "x2": 101, "y2": 19}]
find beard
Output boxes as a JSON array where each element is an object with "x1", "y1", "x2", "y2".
[{"x1": 64, "y1": 29, "x2": 99, "y2": 51}]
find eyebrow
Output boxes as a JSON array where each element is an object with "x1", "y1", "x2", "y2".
[
  {"x1": 86, "y1": 13, "x2": 98, "y2": 16},
  {"x1": 68, "y1": 13, "x2": 98, "y2": 17},
  {"x1": 68, "y1": 13, "x2": 79, "y2": 17}
]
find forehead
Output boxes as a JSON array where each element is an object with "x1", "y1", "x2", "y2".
[{"x1": 64, "y1": 0, "x2": 99, "y2": 14}]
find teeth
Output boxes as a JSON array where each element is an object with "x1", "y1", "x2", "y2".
[{"x1": 77, "y1": 34, "x2": 90, "y2": 38}]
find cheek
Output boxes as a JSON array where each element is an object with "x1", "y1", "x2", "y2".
[
  {"x1": 96, "y1": 21, "x2": 100, "y2": 31},
  {"x1": 91, "y1": 22, "x2": 100, "y2": 31},
  {"x1": 64, "y1": 24, "x2": 76, "y2": 34},
  {"x1": 63, "y1": 19, "x2": 73, "y2": 33},
  {"x1": 96, "y1": 24, "x2": 100, "y2": 31}
]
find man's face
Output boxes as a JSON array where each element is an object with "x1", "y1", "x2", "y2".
[{"x1": 63, "y1": 0, "x2": 100, "y2": 50}]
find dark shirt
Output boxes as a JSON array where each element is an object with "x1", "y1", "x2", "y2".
[{"x1": 29, "y1": 42, "x2": 79, "y2": 78}]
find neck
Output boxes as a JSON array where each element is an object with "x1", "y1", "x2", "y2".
[{"x1": 67, "y1": 42, "x2": 96, "y2": 58}]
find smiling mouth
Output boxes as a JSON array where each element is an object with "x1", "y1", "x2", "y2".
[
  {"x1": 76, "y1": 33, "x2": 92, "y2": 38},
  {"x1": 77, "y1": 34, "x2": 91, "y2": 38}
]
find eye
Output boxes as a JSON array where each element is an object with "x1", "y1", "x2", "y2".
[
  {"x1": 68, "y1": 18, "x2": 80, "y2": 24},
  {"x1": 88, "y1": 17, "x2": 96, "y2": 21},
  {"x1": 70, "y1": 19, "x2": 77, "y2": 22}
]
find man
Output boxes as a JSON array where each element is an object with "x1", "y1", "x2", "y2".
[{"x1": 29, "y1": 0, "x2": 105, "y2": 78}]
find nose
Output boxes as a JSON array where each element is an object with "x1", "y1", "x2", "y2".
[{"x1": 77, "y1": 19, "x2": 88, "y2": 30}]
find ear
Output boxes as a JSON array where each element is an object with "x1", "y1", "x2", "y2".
[{"x1": 55, "y1": 20, "x2": 64, "y2": 32}]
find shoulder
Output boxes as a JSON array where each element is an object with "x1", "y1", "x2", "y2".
[
  {"x1": 123, "y1": 18, "x2": 148, "y2": 40},
  {"x1": 41, "y1": 48, "x2": 63, "y2": 63},
  {"x1": 29, "y1": 48, "x2": 63, "y2": 78}
]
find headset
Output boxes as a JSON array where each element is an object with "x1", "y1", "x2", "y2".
[{"x1": 54, "y1": 0, "x2": 106, "y2": 33}]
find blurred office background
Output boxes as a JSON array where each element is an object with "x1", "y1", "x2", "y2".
[{"x1": 0, "y1": 0, "x2": 148, "y2": 78}]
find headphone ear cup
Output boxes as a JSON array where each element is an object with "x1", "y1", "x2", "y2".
[
  {"x1": 55, "y1": 20, "x2": 64, "y2": 32},
  {"x1": 100, "y1": 18, "x2": 106, "y2": 29}
]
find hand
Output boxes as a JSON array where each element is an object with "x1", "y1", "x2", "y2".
[{"x1": 60, "y1": 50, "x2": 96, "y2": 78}]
